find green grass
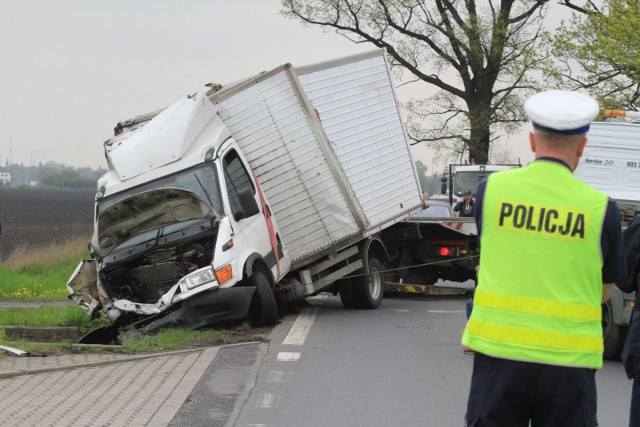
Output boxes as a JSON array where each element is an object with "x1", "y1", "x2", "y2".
[
  {"x1": 0, "y1": 259, "x2": 79, "y2": 300},
  {"x1": 0, "y1": 234, "x2": 89, "y2": 300},
  {"x1": 0, "y1": 322, "x2": 260, "y2": 355},
  {"x1": 120, "y1": 325, "x2": 253, "y2": 352}
]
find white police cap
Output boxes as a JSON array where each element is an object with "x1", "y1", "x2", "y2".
[{"x1": 524, "y1": 90, "x2": 599, "y2": 135}]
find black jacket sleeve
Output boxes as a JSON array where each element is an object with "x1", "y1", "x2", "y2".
[{"x1": 620, "y1": 214, "x2": 640, "y2": 293}]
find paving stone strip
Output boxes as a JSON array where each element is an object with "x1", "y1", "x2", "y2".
[
  {"x1": 0, "y1": 348, "x2": 205, "y2": 378},
  {"x1": 0, "y1": 347, "x2": 220, "y2": 427}
]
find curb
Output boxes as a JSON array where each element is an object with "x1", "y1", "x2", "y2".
[
  {"x1": 1, "y1": 325, "x2": 81, "y2": 342},
  {"x1": 0, "y1": 341, "x2": 264, "y2": 379}
]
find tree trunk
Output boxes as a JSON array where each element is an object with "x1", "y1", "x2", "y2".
[
  {"x1": 467, "y1": 103, "x2": 491, "y2": 164},
  {"x1": 468, "y1": 130, "x2": 490, "y2": 164}
]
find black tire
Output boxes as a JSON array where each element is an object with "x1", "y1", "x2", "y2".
[
  {"x1": 248, "y1": 271, "x2": 279, "y2": 326},
  {"x1": 339, "y1": 278, "x2": 358, "y2": 309},
  {"x1": 602, "y1": 300, "x2": 627, "y2": 360},
  {"x1": 353, "y1": 258, "x2": 384, "y2": 309}
]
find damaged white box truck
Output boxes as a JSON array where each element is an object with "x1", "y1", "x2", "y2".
[{"x1": 67, "y1": 50, "x2": 424, "y2": 343}]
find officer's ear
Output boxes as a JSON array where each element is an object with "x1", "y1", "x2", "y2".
[
  {"x1": 529, "y1": 132, "x2": 536, "y2": 153},
  {"x1": 576, "y1": 136, "x2": 588, "y2": 158}
]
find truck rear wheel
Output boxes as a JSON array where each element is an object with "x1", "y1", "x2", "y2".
[
  {"x1": 602, "y1": 300, "x2": 627, "y2": 360},
  {"x1": 338, "y1": 278, "x2": 358, "y2": 309},
  {"x1": 248, "y1": 271, "x2": 279, "y2": 326},
  {"x1": 353, "y1": 258, "x2": 384, "y2": 309}
]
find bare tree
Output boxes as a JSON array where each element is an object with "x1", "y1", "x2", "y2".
[{"x1": 282, "y1": 0, "x2": 549, "y2": 164}]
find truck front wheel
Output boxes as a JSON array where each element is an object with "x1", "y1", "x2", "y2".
[
  {"x1": 602, "y1": 300, "x2": 627, "y2": 360},
  {"x1": 248, "y1": 271, "x2": 279, "y2": 326},
  {"x1": 353, "y1": 258, "x2": 384, "y2": 309}
]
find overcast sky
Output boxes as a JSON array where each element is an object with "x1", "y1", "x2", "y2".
[{"x1": 0, "y1": 1, "x2": 548, "y2": 173}]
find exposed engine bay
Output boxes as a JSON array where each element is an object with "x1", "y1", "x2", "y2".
[{"x1": 100, "y1": 240, "x2": 213, "y2": 304}]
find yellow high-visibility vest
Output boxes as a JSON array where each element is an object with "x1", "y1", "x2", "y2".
[{"x1": 461, "y1": 160, "x2": 608, "y2": 368}]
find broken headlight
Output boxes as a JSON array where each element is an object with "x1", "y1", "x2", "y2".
[{"x1": 180, "y1": 266, "x2": 217, "y2": 290}]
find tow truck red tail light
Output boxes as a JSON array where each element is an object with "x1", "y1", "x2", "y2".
[
  {"x1": 433, "y1": 240, "x2": 465, "y2": 257},
  {"x1": 439, "y1": 247, "x2": 453, "y2": 256}
]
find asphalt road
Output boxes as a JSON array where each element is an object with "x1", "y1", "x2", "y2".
[{"x1": 173, "y1": 283, "x2": 632, "y2": 427}]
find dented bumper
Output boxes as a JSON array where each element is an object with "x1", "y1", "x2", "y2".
[
  {"x1": 121, "y1": 286, "x2": 256, "y2": 336},
  {"x1": 77, "y1": 286, "x2": 256, "y2": 344}
]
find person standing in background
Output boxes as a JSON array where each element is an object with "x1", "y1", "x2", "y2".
[{"x1": 454, "y1": 190, "x2": 475, "y2": 217}]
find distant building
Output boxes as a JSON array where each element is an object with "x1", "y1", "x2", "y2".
[{"x1": 0, "y1": 167, "x2": 11, "y2": 185}]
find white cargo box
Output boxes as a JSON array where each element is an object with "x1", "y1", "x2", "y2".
[
  {"x1": 297, "y1": 51, "x2": 421, "y2": 233},
  {"x1": 212, "y1": 50, "x2": 422, "y2": 267},
  {"x1": 575, "y1": 121, "x2": 640, "y2": 204}
]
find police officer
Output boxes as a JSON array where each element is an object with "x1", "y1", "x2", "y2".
[
  {"x1": 454, "y1": 190, "x2": 475, "y2": 217},
  {"x1": 461, "y1": 90, "x2": 625, "y2": 427}
]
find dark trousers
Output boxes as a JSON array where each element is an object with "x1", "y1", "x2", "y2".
[
  {"x1": 631, "y1": 380, "x2": 640, "y2": 427},
  {"x1": 465, "y1": 353, "x2": 598, "y2": 427}
]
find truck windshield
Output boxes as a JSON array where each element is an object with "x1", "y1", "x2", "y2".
[
  {"x1": 454, "y1": 171, "x2": 491, "y2": 197},
  {"x1": 97, "y1": 163, "x2": 224, "y2": 216}
]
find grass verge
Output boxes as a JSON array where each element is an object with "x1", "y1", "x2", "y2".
[{"x1": 0, "y1": 235, "x2": 89, "y2": 300}]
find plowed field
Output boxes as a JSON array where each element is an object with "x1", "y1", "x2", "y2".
[{"x1": 0, "y1": 188, "x2": 95, "y2": 261}]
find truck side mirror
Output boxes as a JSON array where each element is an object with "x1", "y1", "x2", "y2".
[
  {"x1": 440, "y1": 179, "x2": 447, "y2": 195},
  {"x1": 234, "y1": 187, "x2": 260, "y2": 221}
]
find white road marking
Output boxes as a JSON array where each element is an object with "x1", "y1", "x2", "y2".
[
  {"x1": 277, "y1": 352, "x2": 301, "y2": 361},
  {"x1": 282, "y1": 307, "x2": 318, "y2": 345},
  {"x1": 387, "y1": 309, "x2": 410, "y2": 312},
  {"x1": 255, "y1": 393, "x2": 279, "y2": 408},
  {"x1": 267, "y1": 371, "x2": 292, "y2": 383}
]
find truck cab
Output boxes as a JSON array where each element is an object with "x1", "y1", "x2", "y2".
[{"x1": 69, "y1": 93, "x2": 291, "y2": 339}]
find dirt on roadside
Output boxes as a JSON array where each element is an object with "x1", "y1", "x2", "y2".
[{"x1": 178, "y1": 325, "x2": 274, "y2": 349}]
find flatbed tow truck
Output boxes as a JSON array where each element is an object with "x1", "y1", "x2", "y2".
[
  {"x1": 381, "y1": 163, "x2": 520, "y2": 297},
  {"x1": 382, "y1": 215, "x2": 478, "y2": 296}
]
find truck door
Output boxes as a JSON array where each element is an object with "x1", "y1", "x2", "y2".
[{"x1": 221, "y1": 148, "x2": 281, "y2": 281}]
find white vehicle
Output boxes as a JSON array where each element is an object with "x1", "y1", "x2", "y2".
[
  {"x1": 441, "y1": 163, "x2": 521, "y2": 206},
  {"x1": 67, "y1": 50, "x2": 424, "y2": 343},
  {"x1": 574, "y1": 114, "x2": 639, "y2": 359}
]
